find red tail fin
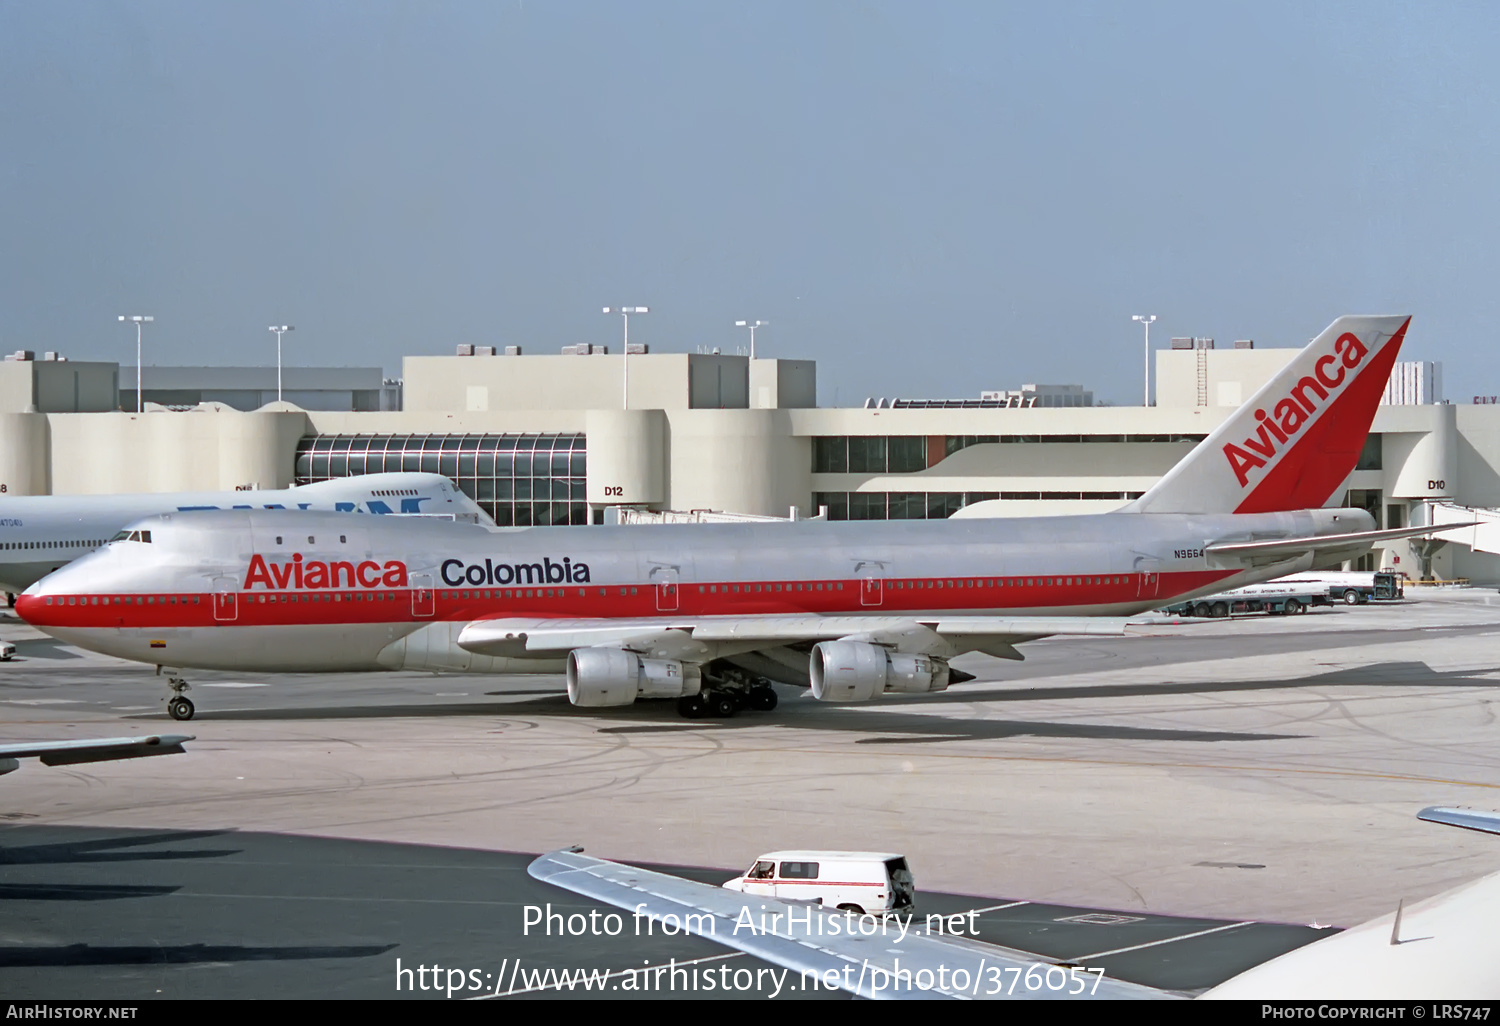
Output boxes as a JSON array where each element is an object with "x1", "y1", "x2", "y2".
[{"x1": 1129, "y1": 315, "x2": 1411, "y2": 515}]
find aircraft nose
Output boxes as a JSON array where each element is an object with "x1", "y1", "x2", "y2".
[{"x1": 15, "y1": 591, "x2": 49, "y2": 625}]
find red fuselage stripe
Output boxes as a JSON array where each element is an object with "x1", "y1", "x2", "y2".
[{"x1": 18, "y1": 570, "x2": 1238, "y2": 629}]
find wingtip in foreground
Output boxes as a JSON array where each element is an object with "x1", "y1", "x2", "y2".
[
  {"x1": 0, "y1": 734, "x2": 193, "y2": 775},
  {"x1": 1417, "y1": 806, "x2": 1500, "y2": 836}
]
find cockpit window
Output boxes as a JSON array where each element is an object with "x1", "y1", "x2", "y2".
[
  {"x1": 111, "y1": 530, "x2": 153, "y2": 544},
  {"x1": 109, "y1": 531, "x2": 129, "y2": 543}
]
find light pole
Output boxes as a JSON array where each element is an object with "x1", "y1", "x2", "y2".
[
  {"x1": 602, "y1": 306, "x2": 648, "y2": 409},
  {"x1": 735, "y1": 320, "x2": 768, "y2": 359},
  {"x1": 268, "y1": 325, "x2": 293, "y2": 403},
  {"x1": 1132, "y1": 314, "x2": 1157, "y2": 406},
  {"x1": 118, "y1": 315, "x2": 154, "y2": 412}
]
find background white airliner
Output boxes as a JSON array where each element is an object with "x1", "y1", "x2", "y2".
[
  {"x1": 0, "y1": 472, "x2": 491, "y2": 596},
  {"x1": 18, "y1": 316, "x2": 1453, "y2": 722}
]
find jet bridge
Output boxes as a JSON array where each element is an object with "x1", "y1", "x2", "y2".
[{"x1": 1409, "y1": 501, "x2": 1500, "y2": 578}]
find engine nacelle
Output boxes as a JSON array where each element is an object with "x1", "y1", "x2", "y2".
[
  {"x1": 810, "y1": 641, "x2": 950, "y2": 702},
  {"x1": 884, "y1": 652, "x2": 951, "y2": 694},
  {"x1": 565, "y1": 648, "x2": 701, "y2": 707}
]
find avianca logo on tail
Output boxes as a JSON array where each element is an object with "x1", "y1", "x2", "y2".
[
  {"x1": 244, "y1": 553, "x2": 409, "y2": 590},
  {"x1": 1222, "y1": 332, "x2": 1369, "y2": 487}
]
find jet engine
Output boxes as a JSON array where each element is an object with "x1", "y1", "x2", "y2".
[
  {"x1": 808, "y1": 641, "x2": 950, "y2": 702},
  {"x1": 565, "y1": 648, "x2": 702, "y2": 707}
]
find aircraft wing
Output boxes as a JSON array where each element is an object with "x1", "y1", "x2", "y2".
[
  {"x1": 458, "y1": 615, "x2": 1131, "y2": 659},
  {"x1": 1205, "y1": 523, "x2": 1477, "y2": 567},
  {"x1": 527, "y1": 848, "x2": 1171, "y2": 1001},
  {"x1": 0, "y1": 734, "x2": 192, "y2": 775},
  {"x1": 1417, "y1": 806, "x2": 1500, "y2": 836}
]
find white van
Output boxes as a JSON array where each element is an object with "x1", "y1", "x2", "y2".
[{"x1": 722, "y1": 850, "x2": 915, "y2": 914}]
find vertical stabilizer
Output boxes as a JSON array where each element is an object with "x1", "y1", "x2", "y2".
[{"x1": 1129, "y1": 315, "x2": 1411, "y2": 515}]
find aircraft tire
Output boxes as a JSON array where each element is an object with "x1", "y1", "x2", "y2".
[
  {"x1": 677, "y1": 695, "x2": 707, "y2": 719},
  {"x1": 748, "y1": 687, "x2": 778, "y2": 711},
  {"x1": 708, "y1": 692, "x2": 738, "y2": 718},
  {"x1": 168, "y1": 697, "x2": 195, "y2": 721}
]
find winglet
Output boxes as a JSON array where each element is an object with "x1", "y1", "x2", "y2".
[{"x1": 1129, "y1": 316, "x2": 1411, "y2": 515}]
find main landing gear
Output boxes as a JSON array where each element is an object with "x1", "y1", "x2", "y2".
[
  {"x1": 165, "y1": 677, "x2": 195, "y2": 721},
  {"x1": 676, "y1": 666, "x2": 779, "y2": 720}
]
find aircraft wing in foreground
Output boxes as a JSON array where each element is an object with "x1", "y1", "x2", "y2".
[
  {"x1": 533, "y1": 806, "x2": 1500, "y2": 1000},
  {"x1": 1416, "y1": 806, "x2": 1500, "y2": 836},
  {"x1": 526, "y1": 848, "x2": 1170, "y2": 1000},
  {"x1": 0, "y1": 734, "x2": 192, "y2": 775}
]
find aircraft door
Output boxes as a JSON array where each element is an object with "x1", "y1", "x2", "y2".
[
  {"x1": 1138, "y1": 571, "x2": 1160, "y2": 599},
  {"x1": 412, "y1": 573, "x2": 435, "y2": 618},
  {"x1": 653, "y1": 566, "x2": 680, "y2": 612},
  {"x1": 856, "y1": 561, "x2": 886, "y2": 607},
  {"x1": 212, "y1": 578, "x2": 238, "y2": 623}
]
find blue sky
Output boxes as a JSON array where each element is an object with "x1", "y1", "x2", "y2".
[{"x1": 3, "y1": 1, "x2": 1497, "y2": 404}]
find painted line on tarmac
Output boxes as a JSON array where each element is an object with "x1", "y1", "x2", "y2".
[{"x1": 1066, "y1": 920, "x2": 1250, "y2": 961}]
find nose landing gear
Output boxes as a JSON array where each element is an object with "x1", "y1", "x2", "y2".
[{"x1": 165, "y1": 677, "x2": 194, "y2": 721}]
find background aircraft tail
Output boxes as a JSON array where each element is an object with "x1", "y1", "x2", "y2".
[{"x1": 1127, "y1": 315, "x2": 1411, "y2": 515}]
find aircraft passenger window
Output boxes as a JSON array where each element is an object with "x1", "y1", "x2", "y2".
[
  {"x1": 308, "y1": 537, "x2": 315, "y2": 544},
  {"x1": 340, "y1": 536, "x2": 346, "y2": 543},
  {"x1": 630, "y1": 588, "x2": 637, "y2": 595}
]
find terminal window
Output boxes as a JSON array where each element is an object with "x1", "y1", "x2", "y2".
[
  {"x1": 295, "y1": 433, "x2": 588, "y2": 526},
  {"x1": 814, "y1": 490, "x2": 1144, "y2": 520}
]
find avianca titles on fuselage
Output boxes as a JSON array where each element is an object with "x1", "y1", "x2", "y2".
[{"x1": 15, "y1": 315, "x2": 1414, "y2": 693}]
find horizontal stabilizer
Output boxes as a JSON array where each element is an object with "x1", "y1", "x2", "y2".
[
  {"x1": 1205, "y1": 523, "x2": 1476, "y2": 564},
  {"x1": 1418, "y1": 806, "x2": 1500, "y2": 836}
]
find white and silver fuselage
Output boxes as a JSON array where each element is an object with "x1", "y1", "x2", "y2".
[{"x1": 17, "y1": 506, "x2": 1371, "y2": 674}]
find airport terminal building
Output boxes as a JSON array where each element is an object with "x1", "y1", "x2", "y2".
[{"x1": 0, "y1": 341, "x2": 1494, "y2": 581}]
